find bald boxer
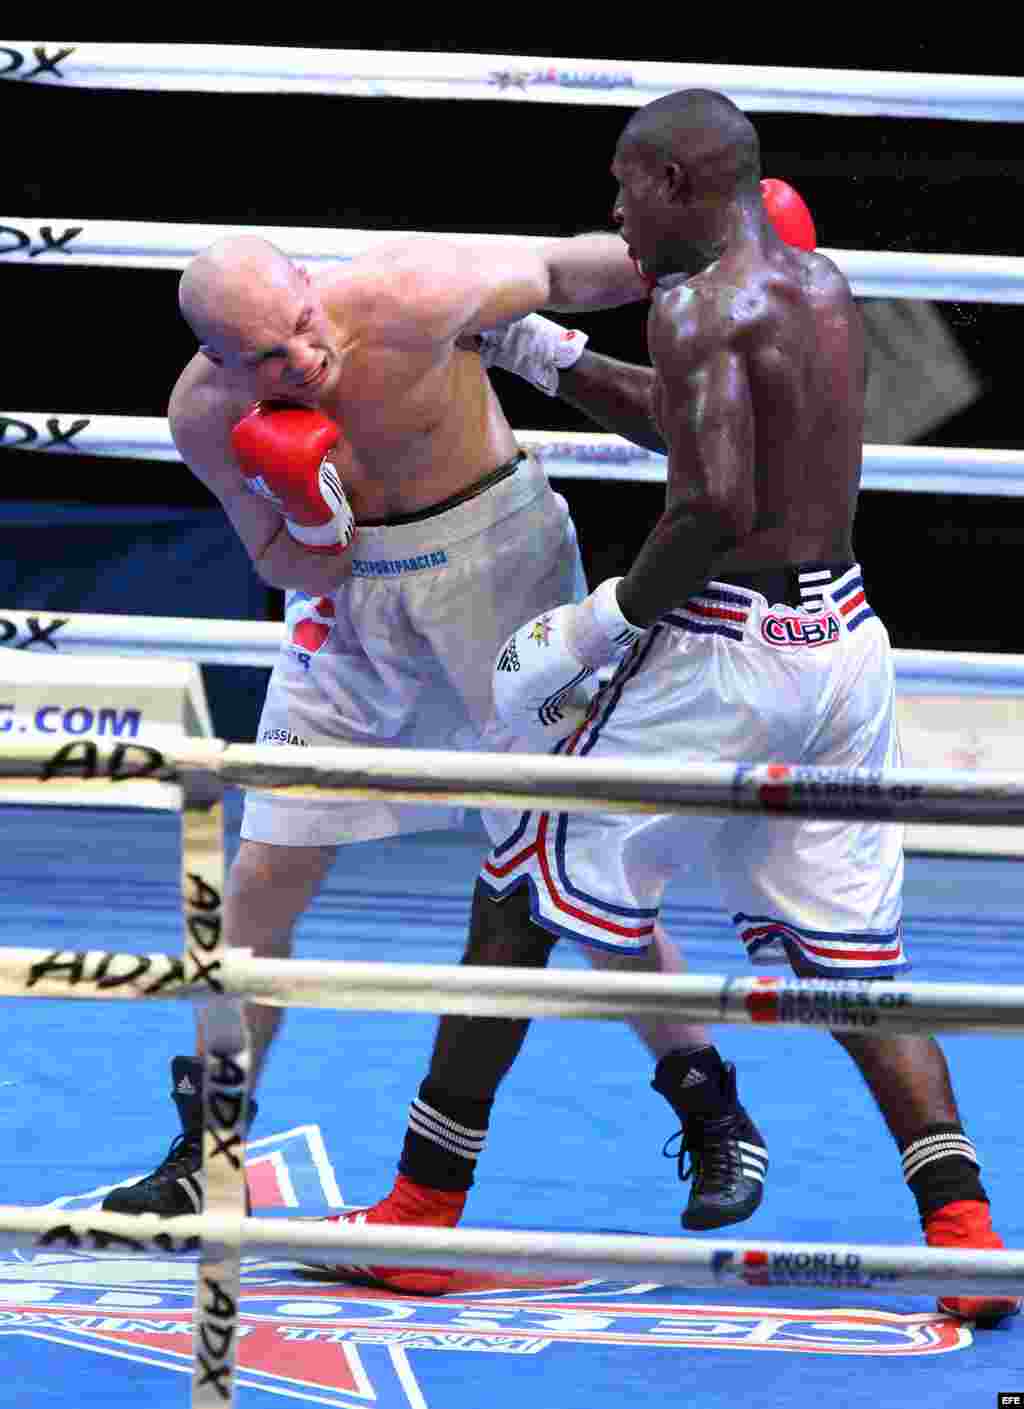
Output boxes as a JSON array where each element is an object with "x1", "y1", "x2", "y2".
[
  {"x1": 323, "y1": 90, "x2": 1018, "y2": 1325},
  {"x1": 101, "y1": 226, "x2": 764, "y2": 1230}
]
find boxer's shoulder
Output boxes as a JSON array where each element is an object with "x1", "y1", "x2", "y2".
[
  {"x1": 171, "y1": 354, "x2": 249, "y2": 422},
  {"x1": 169, "y1": 356, "x2": 252, "y2": 484},
  {"x1": 802, "y1": 248, "x2": 857, "y2": 308},
  {"x1": 323, "y1": 237, "x2": 482, "y2": 346},
  {"x1": 648, "y1": 271, "x2": 734, "y2": 366}
]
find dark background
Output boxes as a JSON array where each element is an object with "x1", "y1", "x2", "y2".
[{"x1": 3, "y1": 33, "x2": 1023, "y2": 662}]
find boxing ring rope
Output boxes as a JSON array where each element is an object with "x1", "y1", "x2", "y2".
[
  {"x1": 0, "y1": 1204, "x2": 1022, "y2": 1300},
  {"x1": 2, "y1": 725, "x2": 1024, "y2": 1400},
  {"x1": 5, "y1": 42, "x2": 1024, "y2": 1407},
  {"x1": 3, "y1": 43, "x2": 1022, "y2": 121},
  {"x1": 7, "y1": 605, "x2": 1024, "y2": 677},
  {"x1": 4, "y1": 412, "x2": 1024, "y2": 498},
  {"x1": 4, "y1": 217, "x2": 1024, "y2": 304},
  {"x1": 7, "y1": 943, "x2": 1024, "y2": 1034},
  {"x1": 3, "y1": 738, "x2": 1024, "y2": 1247},
  {"x1": 5, "y1": 735, "x2": 1024, "y2": 823}
]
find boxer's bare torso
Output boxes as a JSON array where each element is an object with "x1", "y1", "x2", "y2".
[
  {"x1": 169, "y1": 239, "x2": 547, "y2": 592},
  {"x1": 173, "y1": 263, "x2": 519, "y2": 522}
]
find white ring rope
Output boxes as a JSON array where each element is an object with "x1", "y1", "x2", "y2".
[
  {"x1": 5, "y1": 947, "x2": 1024, "y2": 1036},
  {"x1": 3, "y1": 736, "x2": 1023, "y2": 826},
  {"x1": 4, "y1": 217, "x2": 1023, "y2": 304},
  {"x1": 3, "y1": 412, "x2": 1023, "y2": 498},
  {"x1": 4, "y1": 607, "x2": 1023, "y2": 683},
  {"x1": 0, "y1": 1205, "x2": 1020, "y2": 1298},
  {"x1": 2, "y1": 44, "x2": 1022, "y2": 122},
  {"x1": 3, "y1": 46, "x2": 1020, "y2": 1403}
]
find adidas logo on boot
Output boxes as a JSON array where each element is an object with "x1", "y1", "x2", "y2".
[
  {"x1": 654, "y1": 1052, "x2": 768, "y2": 1231},
  {"x1": 102, "y1": 1055, "x2": 255, "y2": 1219}
]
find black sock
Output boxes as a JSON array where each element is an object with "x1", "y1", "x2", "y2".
[
  {"x1": 901, "y1": 1122, "x2": 989, "y2": 1223},
  {"x1": 651, "y1": 1046, "x2": 736, "y2": 1122},
  {"x1": 398, "y1": 1080, "x2": 493, "y2": 1192}
]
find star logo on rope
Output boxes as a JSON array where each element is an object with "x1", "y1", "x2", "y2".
[
  {"x1": 528, "y1": 617, "x2": 553, "y2": 646},
  {"x1": 489, "y1": 68, "x2": 533, "y2": 91}
]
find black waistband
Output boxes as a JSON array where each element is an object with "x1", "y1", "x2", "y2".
[
  {"x1": 360, "y1": 450, "x2": 527, "y2": 528},
  {"x1": 719, "y1": 562, "x2": 856, "y2": 609}
]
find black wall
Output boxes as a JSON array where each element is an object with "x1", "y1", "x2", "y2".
[{"x1": 3, "y1": 34, "x2": 1022, "y2": 653}]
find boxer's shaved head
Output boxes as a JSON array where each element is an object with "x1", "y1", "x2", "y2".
[
  {"x1": 620, "y1": 89, "x2": 761, "y2": 197},
  {"x1": 179, "y1": 235, "x2": 300, "y2": 342}
]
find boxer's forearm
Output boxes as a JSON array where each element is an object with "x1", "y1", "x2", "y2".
[
  {"x1": 251, "y1": 522, "x2": 354, "y2": 595},
  {"x1": 542, "y1": 234, "x2": 650, "y2": 312},
  {"x1": 616, "y1": 500, "x2": 741, "y2": 628},
  {"x1": 557, "y1": 352, "x2": 667, "y2": 453}
]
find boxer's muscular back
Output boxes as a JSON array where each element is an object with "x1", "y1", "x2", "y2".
[{"x1": 650, "y1": 246, "x2": 864, "y2": 573}]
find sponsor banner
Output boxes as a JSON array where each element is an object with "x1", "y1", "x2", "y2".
[
  {"x1": 741, "y1": 976, "x2": 911, "y2": 1030},
  {"x1": 0, "y1": 647, "x2": 211, "y2": 809},
  {"x1": 899, "y1": 692, "x2": 1024, "y2": 857}
]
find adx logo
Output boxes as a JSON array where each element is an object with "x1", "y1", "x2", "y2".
[
  {"x1": 0, "y1": 415, "x2": 90, "y2": 444},
  {"x1": 0, "y1": 225, "x2": 84, "y2": 259},
  {"x1": 0, "y1": 614, "x2": 69, "y2": 650},
  {"x1": 0, "y1": 45, "x2": 77, "y2": 80}
]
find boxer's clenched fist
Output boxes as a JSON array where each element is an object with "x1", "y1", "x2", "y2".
[
  {"x1": 760, "y1": 178, "x2": 817, "y2": 252},
  {"x1": 231, "y1": 401, "x2": 356, "y2": 555},
  {"x1": 493, "y1": 577, "x2": 643, "y2": 743}
]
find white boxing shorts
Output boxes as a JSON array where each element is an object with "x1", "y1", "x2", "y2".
[
  {"x1": 243, "y1": 452, "x2": 587, "y2": 847},
  {"x1": 481, "y1": 564, "x2": 908, "y2": 978}
]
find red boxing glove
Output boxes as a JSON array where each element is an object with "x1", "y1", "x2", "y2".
[
  {"x1": 760, "y1": 178, "x2": 817, "y2": 252},
  {"x1": 231, "y1": 401, "x2": 356, "y2": 555}
]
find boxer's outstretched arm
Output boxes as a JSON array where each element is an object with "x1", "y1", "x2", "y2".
[
  {"x1": 372, "y1": 236, "x2": 648, "y2": 346},
  {"x1": 539, "y1": 233, "x2": 651, "y2": 313},
  {"x1": 557, "y1": 351, "x2": 666, "y2": 453}
]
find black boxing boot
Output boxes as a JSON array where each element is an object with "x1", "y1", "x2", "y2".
[
  {"x1": 652, "y1": 1047, "x2": 768, "y2": 1231},
  {"x1": 102, "y1": 1056, "x2": 256, "y2": 1217}
]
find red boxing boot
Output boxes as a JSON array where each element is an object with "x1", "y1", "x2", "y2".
[
  {"x1": 925, "y1": 1199, "x2": 1022, "y2": 1322},
  {"x1": 309, "y1": 1175, "x2": 466, "y2": 1296}
]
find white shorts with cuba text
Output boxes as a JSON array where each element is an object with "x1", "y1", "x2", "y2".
[{"x1": 481, "y1": 565, "x2": 908, "y2": 978}]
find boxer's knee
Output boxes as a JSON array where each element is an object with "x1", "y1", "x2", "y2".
[
  {"x1": 230, "y1": 838, "x2": 336, "y2": 893},
  {"x1": 787, "y1": 943, "x2": 894, "y2": 1045},
  {"x1": 226, "y1": 839, "x2": 337, "y2": 955},
  {"x1": 465, "y1": 879, "x2": 555, "y2": 968},
  {"x1": 583, "y1": 920, "x2": 680, "y2": 974}
]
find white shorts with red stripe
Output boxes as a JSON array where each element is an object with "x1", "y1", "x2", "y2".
[
  {"x1": 480, "y1": 564, "x2": 908, "y2": 978},
  {"x1": 243, "y1": 455, "x2": 587, "y2": 847}
]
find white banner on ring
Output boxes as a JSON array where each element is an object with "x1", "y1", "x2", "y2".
[
  {"x1": 2, "y1": 43, "x2": 1023, "y2": 121},
  {"x1": 3, "y1": 216, "x2": 1023, "y2": 304}
]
